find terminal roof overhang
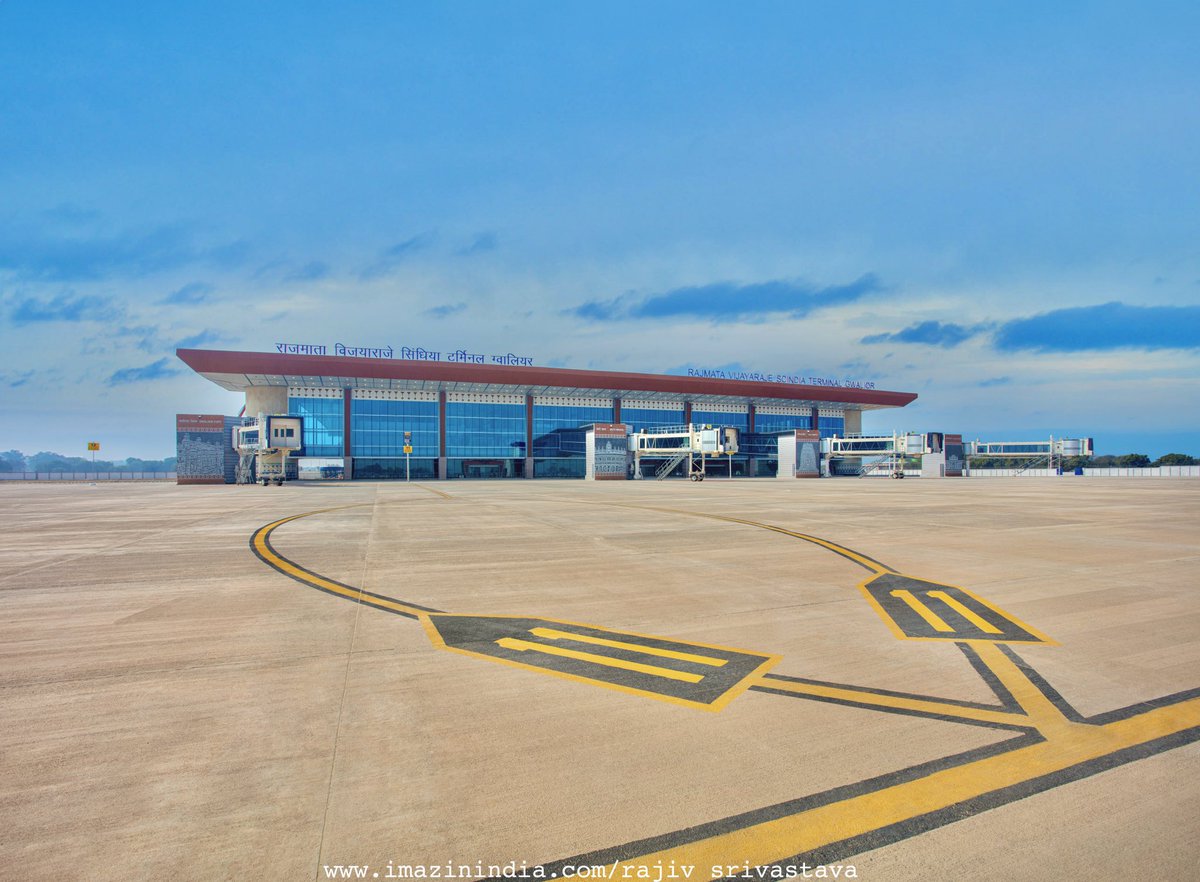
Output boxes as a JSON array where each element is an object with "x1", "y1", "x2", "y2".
[{"x1": 176, "y1": 348, "x2": 918, "y2": 412}]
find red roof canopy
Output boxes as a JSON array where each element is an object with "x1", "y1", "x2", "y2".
[{"x1": 177, "y1": 348, "x2": 917, "y2": 410}]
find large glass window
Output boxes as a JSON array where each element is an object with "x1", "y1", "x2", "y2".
[
  {"x1": 353, "y1": 457, "x2": 438, "y2": 480},
  {"x1": 446, "y1": 458, "x2": 524, "y2": 478},
  {"x1": 819, "y1": 414, "x2": 845, "y2": 439},
  {"x1": 350, "y1": 399, "x2": 438, "y2": 458},
  {"x1": 692, "y1": 409, "x2": 749, "y2": 431},
  {"x1": 532, "y1": 403, "x2": 613, "y2": 458},
  {"x1": 622, "y1": 407, "x2": 686, "y2": 433},
  {"x1": 289, "y1": 396, "x2": 344, "y2": 456},
  {"x1": 445, "y1": 402, "x2": 526, "y2": 459},
  {"x1": 755, "y1": 412, "x2": 813, "y2": 434},
  {"x1": 533, "y1": 458, "x2": 587, "y2": 478},
  {"x1": 738, "y1": 432, "x2": 781, "y2": 457}
]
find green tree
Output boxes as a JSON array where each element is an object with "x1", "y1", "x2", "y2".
[
  {"x1": 28, "y1": 452, "x2": 73, "y2": 472},
  {"x1": 1, "y1": 450, "x2": 26, "y2": 472},
  {"x1": 1115, "y1": 453, "x2": 1152, "y2": 468},
  {"x1": 1153, "y1": 453, "x2": 1197, "y2": 466}
]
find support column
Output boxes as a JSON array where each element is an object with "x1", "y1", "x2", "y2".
[
  {"x1": 438, "y1": 390, "x2": 448, "y2": 479},
  {"x1": 613, "y1": 397, "x2": 621, "y2": 424},
  {"x1": 747, "y1": 403, "x2": 756, "y2": 477},
  {"x1": 683, "y1": 401, "x2": 692, "y2": 426},
  {"x1": 811, "y1": 405, "x2": 820, "y2": 432},
  {"x1": 342, "y1": 388, "x2": 353, "y2": 479},
  {"x1": 524, "y1": 394, "x2": 535, "y2": 479}
]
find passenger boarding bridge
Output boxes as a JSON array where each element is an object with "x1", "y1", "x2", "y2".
[
  {"x1": 821, "y1": 433, "x2": 1094, "y2": 477},
  {"x1": 822, "y1": 432, "x2": 940, "y2": 477},
  {"x1": 631, "y1": 424, "x2": 739, "y2": 481},
  {"x1": 965, "y1": 437, "x2": 1094, "y2": 472},
  {"x1": 233, "y1": 413, "x2": 304, "y2": 485},
  {"x1": 966, "y1": 437, "x2": 1093, "y2": 458}
]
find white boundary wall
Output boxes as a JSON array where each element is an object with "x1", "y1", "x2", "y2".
[
  {"x1": 0, "y1": 472, "x2": 178, "y2": 481},
  {"x1": 967, "y1": 466, "x2": 1200, "y2": 478}
]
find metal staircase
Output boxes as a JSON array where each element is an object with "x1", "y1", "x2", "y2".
[
  {"x1": 1014, "y1": 455, "x2": 1051, "y2": 475},
  {"x1": 655, "y1": 451, "x2": 689, "y2": 480},
  {"x1": 858, "y1": 456, "x2": 903, "y2": 478}
]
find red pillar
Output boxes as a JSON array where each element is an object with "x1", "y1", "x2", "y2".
[
  {"x1": 525, "y1": 394, "x2": 534, "y2": 478},
  {"x1": 438, "y1": 390, "x2": 448, "y2": 479}
]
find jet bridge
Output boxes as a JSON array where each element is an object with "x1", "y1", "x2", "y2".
[
  {"x1": 966, "y1": 437, "x2": 1094, "y2": 473},
  {"x1": 822, "y1": 432, "x2": 931, "y2": 478},
  {"x1": 819, "y1": 433, "x2": 1094, "y2": 477},
  {"x1": 233, "y1": 413, "x2": 304, "y2": 485},
  {"x1": 631, "y1": 424, "x2": 739, "y2": 481}
]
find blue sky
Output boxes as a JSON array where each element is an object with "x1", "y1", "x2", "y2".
[{"x1": 1, "y1": 1, "x2": 1198, "y2": 459}]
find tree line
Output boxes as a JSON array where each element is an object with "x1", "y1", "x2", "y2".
[{"x1": 0, "y1": 450, "x2": 178, "y2": 473}]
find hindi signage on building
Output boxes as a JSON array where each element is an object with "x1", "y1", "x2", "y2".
[{"x1": 272, "y1": 343, "x2": 533, "y2": 365}]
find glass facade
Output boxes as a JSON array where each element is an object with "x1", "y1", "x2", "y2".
[
  {"x1": 284, "y1": 387, "x2": 855, "y2": 479},
  {"x1": 692, "y1": 409, "x2": 749, "y2": 431},
  {"x1": 818, "y1": 414, "x2": 845, "y2": 439},
  {"x1": 532, "y1": 404, "x2": 612, "y2": 458},
  {"x1": 351, "y1": 399, "x2": 438, "y2": 458},
  {"x1": 755, "y1": 412, "x2": 813, "y2": 434},
  {"x1": 289, "y1": 395, "x2": 344, "y2": 456},
  {"x1": 622, "y1": 407, "x2": 686, "y2": 433},
  {"x1": 447, "y1": 458, "x2": 524, "y2": 478},
  {"x1": 353, "y1": 457, "x2": 438, "y2": 479},
  {"x1": 445, "y1": 401, "x2": 526, "y2": 459},
  {"x1": 533, "y1": 457, "x2": 587, "y2": 478},
  {"x1": 531, "y1": 402, "x2": 613, "y2": 476},
  {"x1": 738, "y1": 432, "x2": 780, "y2": 457}
]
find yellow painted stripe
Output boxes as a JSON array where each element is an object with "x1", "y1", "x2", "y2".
[
  {"x1": 706, "y1": 515, "x2": 892, "y2": 575},
  {"x1": 612, "y1": 505, "x2": 893, "y2": 575},
  {"x1": 529, "y1": 627, "x2": 728, "y2": 667},
  {"x1": 928, "y1": 590, "x2": 1004, "y2": 634},
  {"x1": 971, "y1": 642, "x2": 1076, "y2": 736},
  {"x1": 890, "y1": 589, "x2": 955, "y2": 632},
  {"x1": 252, "y1": 514, "x2": 430, "y2": 618},
  {"x1": 496, "y1": 637, "x2": 705, "y2": 683},
  {"x1": 753, "y1": 676, "x2": 1029, "y2": 728},
  {"x1": 604, "y1": 695, "x2": 1200, "y2": 873}
]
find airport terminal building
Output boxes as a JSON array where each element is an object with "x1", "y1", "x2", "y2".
[{"x1": 176, "y1": 347, "x2": 917, "y2": 480}]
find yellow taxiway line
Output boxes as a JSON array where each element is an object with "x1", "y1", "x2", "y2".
[
  {"x1": 497, "y1": 637, "x2": 706, "y2": 683},
  {"x1": 752, "y1": 676, "x2": 1030, "y2": 729},
  {"x1": 608, "y1": 694, "x2": 1200, "y2": 873}
]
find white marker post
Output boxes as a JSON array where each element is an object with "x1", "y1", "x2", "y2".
[{"x1": 403, "y1": 431, "x2": 412, "y2": 481}]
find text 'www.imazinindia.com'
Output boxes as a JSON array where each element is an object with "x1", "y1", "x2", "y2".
[{"x1": 322, "y1": 861, "x2": 859, "y2": 880}]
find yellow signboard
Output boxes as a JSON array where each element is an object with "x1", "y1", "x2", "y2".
[
  {"x1": 403, "y1": 445, "x2": 413, "y2": 454},
  {"x1": 87, "y1": 442, "x2": 101, "y2": 451}
]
